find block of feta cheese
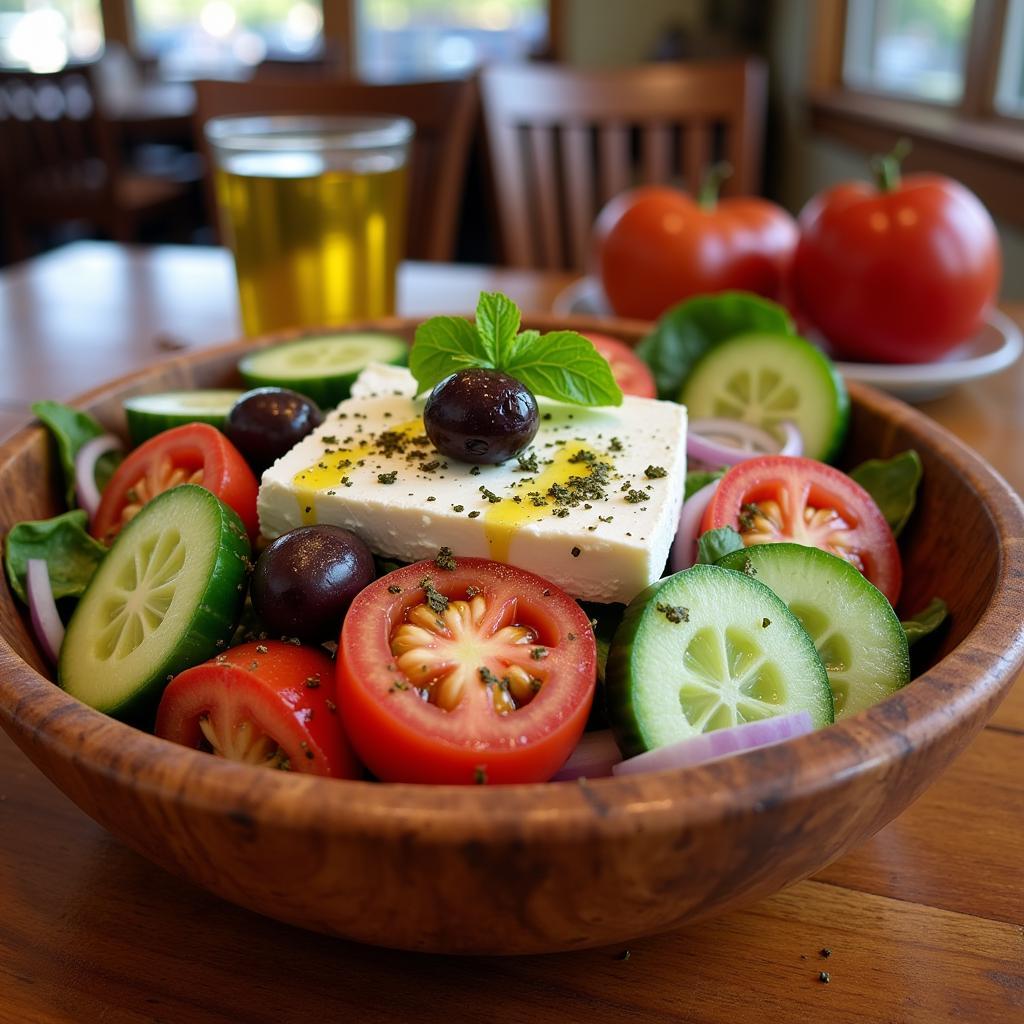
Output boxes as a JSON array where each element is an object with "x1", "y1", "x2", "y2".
[{"x1": 258, "y1": 364, "x2": 687, "y2": 604}]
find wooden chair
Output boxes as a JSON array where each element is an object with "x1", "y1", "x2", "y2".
[
  {"x1": 193, "y1": 77, "x2": 478, "y2": 262},
  {"x1": 0, "y1": 65, "x2": 187, "y2": 262},
  {"x1": 479, "y1": 59, "x2": 767, "y2": 270}
]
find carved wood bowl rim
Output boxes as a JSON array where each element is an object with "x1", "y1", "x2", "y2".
[{"x1": 1, "y1": 316, "x2": 1023, "y2": 850}]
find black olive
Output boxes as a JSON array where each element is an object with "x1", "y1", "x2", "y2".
[
  {"x1": 423, "y1": 369, "x2": 538, "y2": 465},
  {"x1": 225, "y1": 387, "x2": 323, "y2": 473},
  {"x1": 251, "y1": 525, "x2": 375, "y2": 642}
]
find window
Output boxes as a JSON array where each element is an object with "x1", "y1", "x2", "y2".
[
  {"x1": 132, "y1": 0, "x2": 323, "y2": 79},
  {"x1": 996, "y1": 0, "x2": 1024, "y2": 115},
  {"x1": 842, "y1": 0, "x2": 974, "y2": 104},
  {"x1": 0, "y1": 0, "x2": 104, "y2": 71},
  {"x1": 357, "y1": 0, "x2": 548, "y2": 82},
  {"x1": 808, "y1": 0, "x2": 1024, "y2": 229}
]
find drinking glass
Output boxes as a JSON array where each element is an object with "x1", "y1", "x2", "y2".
[{"x1": 206, "y1": 114, "x2": 414, "y2": 336}]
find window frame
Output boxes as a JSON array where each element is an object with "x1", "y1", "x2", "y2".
[
  {"x1": 808, "y1": 0, "x2": 1024, "y2": 229},
  {"x1": 840, "y1": 0, "x2": 974, "y2": 107},
  {"x1": 994, "y1": 0, "x2": 1024, "y2": 115}
]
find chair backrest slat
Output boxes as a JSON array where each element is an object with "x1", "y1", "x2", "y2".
[
  {"x1": 562, "y1": 123, "x2": 595, "y2": 271},
  {"x1": 526, "y1": 124, "x2": 563, "y2": 270},
  {"x1": 641, "y1": 121, "x2": 672, "y2": 186},
  {"x1": 0, "y1": 67, "x2": 107, "y2": 180},
  {"x1": 598, "y1": 121, "x2": 630, "y2": 210},
  {"x1": 683, "y1": 121, "x2": 711, "y2": 195},
  {"x1": 481, "y1": 59, "x2": 767, "y2": 271}
]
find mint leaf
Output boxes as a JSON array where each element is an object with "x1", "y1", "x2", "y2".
[
  {"x1": 4, "y1": 509, "x2": 107, "y2": 604},
  {"x1": 902, "y1": 598, "x2": 948, "y2": 646},
  {"x1": 850, "y1": 450, "x2": 922, "y2": 538},
  {"x1": 504, "y1": 330, "x2": 623, "y2": 407},
  {"x1": 409, "y1": 315, "x2": 494, "y2": 395},
  {"x1": 476, "y1": 292, "x2": 520, "y2": 367},
  {"x1": 696, "y1": 526, "x2": 745, "y2": 564},
  {"x1": 408, "y1": 293, "x2": 623, "y2": 407},
  {"x1": 636, "y1": 292, "x2": 794, "y2": 400}
]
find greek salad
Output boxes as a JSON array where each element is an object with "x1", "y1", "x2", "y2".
[{"x1": 4, "y1": 291, "x2": 947, "y2": 785}]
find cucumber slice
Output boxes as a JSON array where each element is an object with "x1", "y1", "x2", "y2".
[
  {"x1": 239, "y1": 334, "x2": 408, "y2": 409},
  {"x1": 59, "y1": 485, "x2": 250, "y2": 722},
  {"x1": 718, "y1": 543, "x2": 910, "y2": 719},
  {"x1": 605, "y1": 563, "x2": 833, "y2": 758},
  {"x1": 123, "y1": 390, "x2": 244, "y2": 444},
  {"x1": 679, "y1": 332, "x2": 849, "y2": 463}
]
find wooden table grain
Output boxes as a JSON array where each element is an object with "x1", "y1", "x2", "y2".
[{"x1": 1, "y1": 242, "x2": 1021, "y2": 1023}]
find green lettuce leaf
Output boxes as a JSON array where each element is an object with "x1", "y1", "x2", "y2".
[
  {"x1": 696, "y1": 526, "x2": 745, "y2": 564},
  {"x1": 635, "y1": 292, "x2": 795, "y2": 400},
  {"x1": 850, "y1": 450, "x2": 923, "y2": 537},
  {"x1": 684, "y1": 469, "x2": 725, "y2": 502},
  {"x1": 31, "y1": 400, "x2": 121, "y2": 508},
  {"x1": 4, "y1": 509, "x2": 107, "y2": 604},
  {"x1": 901, "y1": 598, "x2": 948, "y2": 646},
  {"x1": 577, "y1": 600, "x2": 625, "y2": 695}
]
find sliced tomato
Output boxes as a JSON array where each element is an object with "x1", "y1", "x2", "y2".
[
  {"x1": 585, "y1": 332, "x2": 657, "y2": 399},
  {"x1": 701, "y1": 455, "x2": 902, "y2": 604},
  {"x1": 155, "y1": 641, "x2": 360, "y2": 779},
  {"x1": 337, "y1": 557, "x2": 597, "y2": 785},
  {"x1": 92, "y1": 423, "x2": 258, "y2": 544}
]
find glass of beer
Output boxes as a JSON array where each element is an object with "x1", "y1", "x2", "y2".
[{"x1": 206, "y1": 115, "x2": 414, "y2": 336}]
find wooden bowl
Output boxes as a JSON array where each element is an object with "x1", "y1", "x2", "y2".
[{"x1": 2, "y1": 316, "x2": 1022, "y2": 955}]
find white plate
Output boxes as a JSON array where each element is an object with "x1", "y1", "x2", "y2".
[
  {"x1": 552, "y1": 276, "x2": 611, "y2": 317},
  {"x1": 552, "y1": 277, "x2": 1023, "y2": 404}
]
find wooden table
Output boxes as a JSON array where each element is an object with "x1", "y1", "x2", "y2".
[{"x1": 1, "y1": 242, "x2": 1021, "y2": 1023}]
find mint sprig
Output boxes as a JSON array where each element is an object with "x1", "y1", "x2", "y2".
[{"x1": 410, "y1": 292, "x2": 623, "y2": 407}]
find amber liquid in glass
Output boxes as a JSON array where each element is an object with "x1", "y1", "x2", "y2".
[{"x1": 216, "y1": 154, "x2": 408, "y2": 336}]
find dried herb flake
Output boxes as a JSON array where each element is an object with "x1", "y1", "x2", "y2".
[{"x1": 656, "y1": 602, "x2": 689, "y2": 624}]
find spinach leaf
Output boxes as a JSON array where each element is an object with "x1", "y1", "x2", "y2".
[
  {"x1": 696, "y1": 526, "x2": 745, "y2": 564},
  {"x1": 635, "y1": 292, "x2": 795, "y2": 400},
  {"x1": 850, "y1": 450, "x2": 922, "y2": 537},
  {"x1": 32, "y1": 400, "x2": 121, "y2": 508},
  {"x1": 4, "y1": 509, "x2": 107, "y2": 604},
  {"x1": 901, "y1": 598, "x2": 948, "y2": 646}
]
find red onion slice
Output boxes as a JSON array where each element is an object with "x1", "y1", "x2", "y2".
[
  {"x1": 552, "y1": 729, "x2": 621, "y2": 780},
  {"x1": 74, "y1": 434, "x2": 124, "y2": 521},
  {"x1": 670, "y1": 479, "x2": 720, "y2": 573},
  {"x1": 687, "y1": 419, "x2": 803, "y2": 468},
  {"x1": 777, "y1": 421, "x2": 803, "y2": 457},
  {"x1": 612, "y1": 711, "x2": 814, "y2": 777},
  {"x1": 26, "y1": 558, "x2": 64, "y2": 664}
]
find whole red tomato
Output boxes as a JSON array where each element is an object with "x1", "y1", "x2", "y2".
[
  {"x1": 594, "y1": 175, "x2": 798, "y2": 321},
  {"x1": 793, "y1": 152, "x2": 1001, "y2": 363}
]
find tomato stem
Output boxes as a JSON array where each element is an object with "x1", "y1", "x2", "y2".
[
  {"x1": 870, "y1": 138, "x2": 912, "y2": 193},
  {"x1": 698, "y1": 161, "x2": 733, "y2": 209}
]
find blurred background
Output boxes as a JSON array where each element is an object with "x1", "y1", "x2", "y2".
[{"x1": 1, "y1": 0, "x2": 1021, "y2": 296}]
